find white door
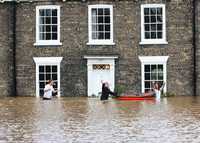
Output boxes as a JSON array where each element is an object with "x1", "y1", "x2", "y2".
[{"x1": 85, "y1": 57, "x2": 117, "y2": 97}]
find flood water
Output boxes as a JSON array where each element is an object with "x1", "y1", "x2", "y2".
[{"x1": 0, "y1": 96, "x2": 200, "y2": 143}]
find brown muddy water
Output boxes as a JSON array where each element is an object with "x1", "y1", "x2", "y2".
[{"x1": 0, "y1": 96, "x2": 200, "y2": 143}]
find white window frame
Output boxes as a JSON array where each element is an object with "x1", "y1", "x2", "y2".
[
  {"x1": 33, "y1": 57, "x2": 63, "y2": 97},
  {"x1": 87, "y1": 4, "x2": 115, "y2": 45},
  {"x1": 139, "y1": 56, "x2": 169, "y2": 93},
  {"x1": 140, "y1": 4, "x2": 168, "y2": 45},
  {"x1": 34, "y1": 5, "x2": 62, "y2": 46}
]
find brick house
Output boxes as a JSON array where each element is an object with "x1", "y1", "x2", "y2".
[{"x1": 0, "y1": 0, "x2": 198, "y2": 97}]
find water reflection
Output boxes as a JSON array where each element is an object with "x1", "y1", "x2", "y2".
[{"x1": 0, "y1": 96, "x2": 200, "y2": 142}]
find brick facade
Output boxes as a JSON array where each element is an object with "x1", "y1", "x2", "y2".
[{"x1": 0, "y1": 0, "x2": 196, "y2": 96}]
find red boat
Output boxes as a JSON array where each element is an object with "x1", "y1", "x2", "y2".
[{"x1": 116, "y1": 95, "x2": 155, "y2": 100}]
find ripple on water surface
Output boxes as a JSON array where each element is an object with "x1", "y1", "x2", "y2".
[{"x1": 0, "y1": 96, "x2": 200, "y2": 143}]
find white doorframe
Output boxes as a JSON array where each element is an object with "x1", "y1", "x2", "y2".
[
  {"x1": 84, "y1": 56, "x2": 118, "y2": 97},
  {"x1": 33, "y1": 57, "x2": 63, "y2": 97}
]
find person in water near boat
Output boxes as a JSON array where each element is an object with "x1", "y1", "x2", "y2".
[
  {"x1": 43, "y1": 80, "x2": 57, "y2": 100},
  {"x1": 100, "y1": 81, "x2": 116, "y2": 101},
  {"x1": 143, "y1": 82, "x2": 165, "y2": 99}
]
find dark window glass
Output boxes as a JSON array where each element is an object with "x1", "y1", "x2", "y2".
[
  {"x1": 145, "y1": 73, "x2": 150, "y2": 80},
  {"x1": 145, "y1": 65, "x2": 150, "y2": 72},
  {"x1": 151, "y1": 16, "x2": 156, "y2": 23},
  {"x1": 46, "y1": 74, "x2": 51, "y2": 80},
  {"x1": 45, "y1": 17, "x2": 51, "y2": 24},
  {"x1": 39, "y1": 10, "x2": 45, "y2": 16},
  {"x1": 46, "y1": 33, "x2": 51, "y2": 40},
  {"x1": 157, "y1": 24, "x2": 162, "y2": 30},
  {"x1": 145, "y1": 32, "x2": 150, "y2": 39},
  {"x1": 145, "y1": 81, "x2": 150, "y2": 88},
  {"x1": 98, "y1": 16, "x2": 104, "y2": 23},
  {"x1": 105, "y1": 25, "x2": 110, "y2": 31},
  {"x1": 39, "y1": 74, "x2": 44, "y2": 80},
  {"x1": 52, "y1": 33, "x2": 57, "y2": 40},
  {"x1": 46, "y1": 26, "x2": 51, "y2": 32},
  {"x1": 157, "y1": 32, "x2": 162, "y2": 39},
  {"x1": 157, "y1": 8, "x2": 162, "y2": 15},
  {"x1": 151, "y1": 24, "x2": 156, "y2": 31},
  {"x1": 52, "y1": 9, "x2": 57, "y2": 16},
  {"x1": 39, "y1": 66, "x2": 44, "y2": 72},
  {"x1": 39, "y1": 82, "x2": 45, "y2": 88},
  {"x1": 144, "y1": 8, "x2": 149, "y2": 15},
  {"x1": 145, "y1": 24, "x2": 150, "y2": 31},
  {"x1": 151, "y1": 65, "x2": 157, "y2": 72},
  {"x1": 151, "y1": 32, "x2": 156, "y2": 39},
  {"x1": 46, "y1": 66, "x2": 51, "y2": 72},
  {"x1": 144, "y1": 16, "x2": 150, "y2": 23},
  {"x1": 104, "y1": 8, "x2": 110, "y2": 15},
  {"x1": 52, "y1": 74, "x2": 57, "y2": 80},
  {"x1": 98, "y1": 32, "x2": 104, "y2": 39},
  {"x1": 99, "y1": 25, "x2": 104, "y2": 31},
  {"x1": 105, "y1": 33, "x2": 110, "y2": 39},
  {"x1": 52, "y1": 26, "x2": 57, "y2": 32},
  {"x1": 98, "y1": 9, "x2": 103, "y2": 15},
  {"x1": 52, "y1": 66, "x2": 57, "y2": 72},
  {"x1": 46, "y1": 9, "x2": 51, "y2": 16},
  {"x1": 150, "y1": 8, "x2": 156, "y2": 15},
  {"x1": 105, "y1": 16, "x2": 110, "y2": 23},
  {"x1": 52, "y1": 17, "x2": 57, "y2": 24},
  {"x1": 158, "y1": 65, "x2": 163, "y2": 72}
]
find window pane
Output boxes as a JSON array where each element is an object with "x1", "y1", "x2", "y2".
[
  {"x1": 157, "y1": 24, "x2": 162, "y2": 30},
  {"x1": 144, "y1": 16, "x2": 150, "y2": 23},
  {"x1": 39, "y1": 66, "x2": 44, "y2": 72},
  {"x1": 105, "y1": 16, "x2": 110, "y2": 23},
  {"x1": 158, "y1": 65, "x2": 163, "y2": 72},
  {"x1": 104, "y1": 8, "x2": 110, "y2": 15},
  {"x1": 145, "y1": 73, "x2": 150, "y2": 80},
  {"x1": 151, "y1": 24, "x2": 156, "y2": 31},
  {"x1": 145, "y1": 32, "x2": 150, "y2": 39},
  {"x1": 145, "y1": 24, "x2": 150, "y2": 31},
  {"x1": 52, "y1": 25, "x2": 57, "y2": 32},
  {"x1": 150, "y1": 8, "x2": 156, "y2": 15},
  {"x1": 53, "y1": 82, "x2": 58, "y2": 89},
  {"x1": 46, "y1": 74, "x2": 51, "y2": 80},
  {"x1": 39, "y1": 33, "x2": 45, "y2": 40},
  {"x1": 45, "y1": 17, "x2": 51, "y2": 24},
  {"x1": 92, "y1": 9, "x2": 97, "y2": 17},
  {"x1": 151, "y1": 16, "x2": 156, "y2": 23},
  {"x1": 98, "y1": 24, "x2": 104, "y2": 31},
  {"x1": 40, "y1": 90, "x2": 44, "y2": 96},
  {"x1": 105, "y1": 32, "x2": 110, "y2": 39},
  {"x1": 46, "y1": 9, "x2": 51, "y2": 16},
  {"x1": 52, "y1": 17, "x2": 57, "y2": 24},
  {"x1": 105, "y1": 25, "x2": 110, "y2": 31},
  {"x1": 145, "y1": 81, "x2": 150, "y2": 88},
  {"x1": 144, "y1": 8, "x2": 149, "y2": 15},
  {"x1": 39, "y1": 82, "x2": 45, "y2": 88},
  {"x1": 39, "y1": 17, "x2": 45, "y2": 24},
  {"x1": 145, "y1": 65, "x2": 150, "y2": 72},
  {"x1": 98, "y1": 32, "x2": 104, "y2": 39},
  {"x1": 98, "y1": 9, "x2": 103, "y2": 15},
  {"x1": 151, "y1": 32, "x2": 156, "y2": 39},
  {"x1": 158, "y1": 73, "x2": 163, "y2": 80},
  {"x1": 52, "y1": 66, "x2": 57, "y2": 72},
  {"x1": 157, "y1": 32, "x2": 162, "y2": 39},
  {"x1": 46, "y1": 66, "x2": 51, "y2": 72},
  {"x1": 157, "y1": 8, "x2": 162, "y2": 15},
  {"x1": 39, "y1": 74, "x2": 44, "y2": 80},
  {"x1": 46, "y1": 33, "x2": 51, "y2": 40},
  {"x1": 151, "y1": 65, "x2": 157, "y2": 72},
  {"x1": 39, "y1": 9, "x2": 45, "y2": 16},
  {"x1": 52, "y1": 9, "x2": 57, "y2": 16},
  {"x1": 157, "y1": 15, "x2": 163, "y2": 22},
  {"x1": 46, "y1": 25, "x2": 51, "y2": 32},
  {"x1": 98, "y1": 16, "x2": 104, "y2": 23},
  {"x1": 52, "y1": 33, "x2": 57, "y2": 40},
  {"x1": 52, "y1": 74, "x2": 57, "y2": 80},
  {"x1": 92, "y1": 32, "x2": 98, "y2": 39},
  {"x1": 151, "y1": 72, "x2": 157, "y2": 80}
]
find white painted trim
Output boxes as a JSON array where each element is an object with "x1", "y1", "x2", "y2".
[
  {"x1": 84, "y1": 56, "x2": 118, "y2": 59},
  {"x1": 33, "y1": 57, "x2": 63, "y2": 97},
  {"x1": 88, "y1": 4, "x2": 114, "y2": 45},
  {"x1": 35, "y1": 5, "x2": 61, "y2": 46},
  {"x1": 140, "y1": 4, "x2": 167, "y2": 45},
  {"x1": 139, "y1": 56, "x2": 169, "y2": 93}
]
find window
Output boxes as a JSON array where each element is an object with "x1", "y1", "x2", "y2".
[
  {"x1": 35, "y1": 6, "x2": 61, "y2": 46},
  {"x1": 140, "y1": 4, "x2": 167, "y2": 45},
  {"x1": 39, "y1": 65, "x2": 58, "y2": 96},
  {"x1": 139, "y1": 56, "x2": 169, "y2": 93},
  {"x1": 87, "y1": 5, "x2": 114, "y2": 45},
  {"x1": 144, "y1": 64, "x2": 164, "y2": 92},
  {"x1": 33, "y1": 57, "x2": 63, "y2": 97}
]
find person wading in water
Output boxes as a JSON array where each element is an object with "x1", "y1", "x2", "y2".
[
  {"x1": 43, "y1": 80, "x2": 57, "y2": 100},
  {"x1": 100, "y1": 81, "x2": 116, "y2": 103}
]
